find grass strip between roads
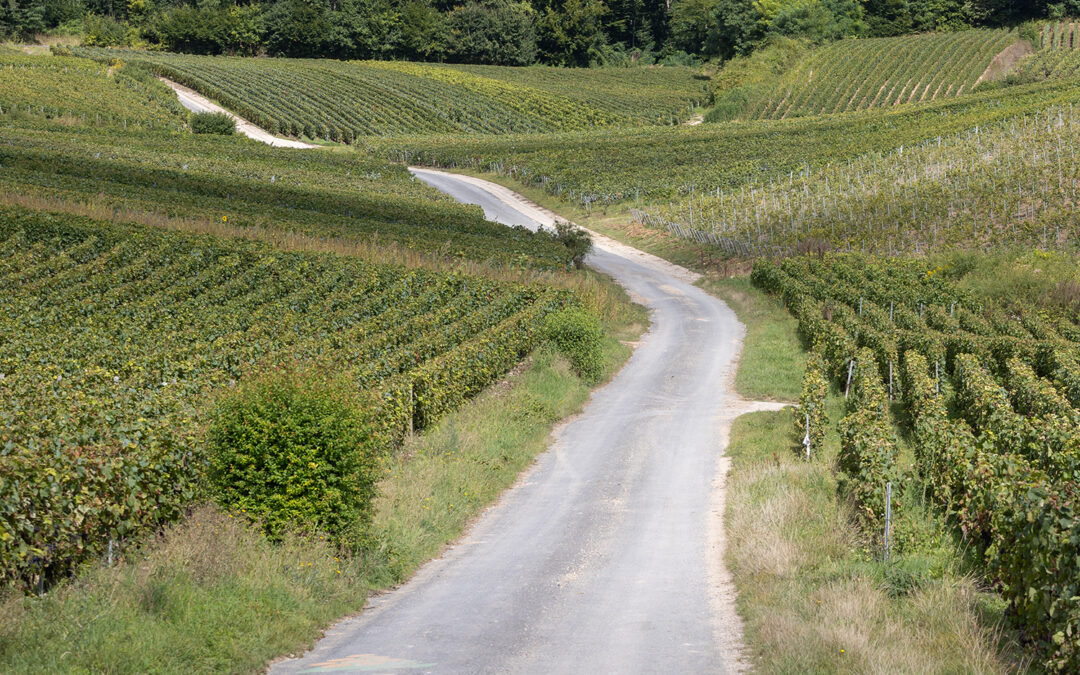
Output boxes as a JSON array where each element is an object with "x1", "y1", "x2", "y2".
[{"x1": 0, "y1": 275, "x2": 645, "y2": 674}]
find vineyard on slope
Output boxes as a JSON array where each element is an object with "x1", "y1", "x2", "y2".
[
  {"x1": 72, "y1": 48, "x2": 706, "y2": 140},
  {"x1": 0, "y1": 126, "x2": 574, "y2": 270},
  {"x1": 644, "y1": 102, "x2": 1080, "y2": 256},
  {"x1": 710, "y1": 29, "x2": 1017, "y2": 122},
  {"x1": 377, "y1": 77, "x2": 1080, "y2": 207},
  {"x1": 1008, "y1": 20, "x2": 1080, "y2": 83},
  {"x1": 0, "y1": 206, "x2": 572, "y2": 591},
  {"x1": 0, "y1": 53, "x2": 598, "y2": 592},
  {"x1": 753, "y1": 254, "x2": 1080, "y2": 671},
  {"x1": 0, "y1": 49, "x2": 187, "y2": 132}
]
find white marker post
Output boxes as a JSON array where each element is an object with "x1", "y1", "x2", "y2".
[{"x1": 804, "y1": 413, "x2": 811, "y2": 460}]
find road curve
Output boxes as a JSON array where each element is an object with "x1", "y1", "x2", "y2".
[
  {"x1": 160, "y1": 78, "x2": 319, "y2": 149},
  {"x1": 273, "y1": 172, "x2": 757, "y2": 674}
]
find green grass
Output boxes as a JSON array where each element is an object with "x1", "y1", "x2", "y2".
[
  {"x1": 711, "y1": 252, "x2": 1018, "y2": 671},
  {"x1": 725, "y1": 400, "x2": 1015, "y2": 673},
  {"x1": 0, "y1": 285, "x2": 645, "y2": 674},
  {"x1": 703, "y1": 276, "x2": 804, "y2": 402}
]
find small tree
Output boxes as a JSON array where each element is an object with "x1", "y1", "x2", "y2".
[{"x1": 555, "y1": 221, "x2": 593, "y2": 269}]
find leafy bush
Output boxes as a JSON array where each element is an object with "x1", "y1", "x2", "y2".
[
  {"x1": 795, "y1": 351, "x2": 828, "y2": 454},
  {"x1": 207, "y1": 370, "x2": 383, "y2": 542},
  {"x1": 190, "y1": 111, "x2": 236, "y2": 135},
  {"x1": 543, "y1": 306, "x2": 604, "y2": 382},
  {"x1": 553, "y1": 221, "x2": 593, "y2": 269}
]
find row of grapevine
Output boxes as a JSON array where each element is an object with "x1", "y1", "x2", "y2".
[
  {"x1": 0, "y1": 125, "x2": 575, "y2": 270},
  {"x1": 1009, "y1": 20, "x2": 1080, "y2": 83},
  {"x1": 70, "y1": 48, "x2": 705, "y2": 140},
  {"x1": 0, "y1": 206, "x2": 573, "y2": 591},
  {"x1": 647, "y1": 102, "x2": 1080, "y2": 256},
  {"x1": 743, "y1": 30, "x2": 1017, "y2": 121},
  {"x1": 377, "y1": 76, "x2": 1080, "y2": 207},
  {"x1": 753, "y1": 253, "x2": 1080, "y2": 670},
  {"x1": 1040, "y1": 20, "x2": 1080, "y2": 50},
  {"x1": 0, "y1": 51, "x2": 187, "y2": 132}
]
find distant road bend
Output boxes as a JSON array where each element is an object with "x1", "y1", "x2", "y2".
[{"x1": 272, "y1": 169, "x2": 782, "y2": 675}]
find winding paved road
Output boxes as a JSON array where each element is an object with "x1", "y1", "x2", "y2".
[{"x1": 272, "y1": 171, "x2": 767, "y2": 674}]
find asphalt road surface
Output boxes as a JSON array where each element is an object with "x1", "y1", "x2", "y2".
[{"x1": 273, "y1": 171, "x2": 752, "y2": 675}]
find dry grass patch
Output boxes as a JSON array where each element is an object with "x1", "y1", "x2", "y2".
[{"x1": 724, "y1": 407, "x2": 1015, "y2": 673}]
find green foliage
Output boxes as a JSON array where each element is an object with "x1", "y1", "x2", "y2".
[
  {"x1": 446, "y1": 0, "x2": 538, "y2": 66},
  {"x1": 378, "y1": 76, "x2": 1080, "y2": 207},
  {"x1": 0, "y1": 205, "x2": 573, "y2": 592},
  {"x1": 719, "y1": 28, "x2": 1017, "y2": 121},
  {"x1": 997, "y1": 484, "x2": 1080, "y2": 672},
  {"x1": 208, "y1": 371, "x2": 383, "y2": 541},
  {"x1": 753, "y1": 253, "x2": 1080, "y2": 670},
  {"x1": 706, "y1": 36, "x2": 808, "y2": 122},
  {"x1": 83, "y1": 13, "x2": 130, "y2": 47},
  {"x1": 0, "y1": 51, "x2": 187, "y2": 132},
  {"x1": 1010, "y1": 20, "x2": 1080, "y2": 85},
  {"x1": 659, "y1": 96, "x2": 1080, "y2": 256},
  {"x1": 537, "y1": 0, "x2": 608, "y2": 67},
  {"x1": 0, "y1": 122, "x2": 572, "y2": 269},
  {"x1": 73, "y1": 47, "x2": 705, "y2": 137},
  {"x1": 189, "y1": 111, "x2": 236, "y2": 135},
  {"x1": 795, "y1": 351, "x2": 828, "y2": 452},
  {"x1": 553, "y1": 221, "x2": 594, "y2": 268},
  {"x1": 543, "y1": 306, "x2": 605, "y2": 381}
]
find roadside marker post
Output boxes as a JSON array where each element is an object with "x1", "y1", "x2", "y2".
[
  {"x1": 884, "y1": 482, "x2": 893, "y2": 562},
  {"x1": 803, "y1": 413, "x2": 811, "y2": 460}
]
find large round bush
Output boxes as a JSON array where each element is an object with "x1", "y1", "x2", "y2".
[
  {"x1": 544, "y1": 306, "x2": 604, "y2": 382},
  {"x1": 207, "y1": 371, "x2": 381, "y2": 541}
]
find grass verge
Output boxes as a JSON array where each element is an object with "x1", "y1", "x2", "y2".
[
  {"x1": 714, "y1": 269, "x2": 1020, "y2": 671},
  {"x1": 725, "y1": 404, "x2": 1014, "y2": 673},
  {"x1": 0, "y1": 275, "x2": 645, "y2": 674}
]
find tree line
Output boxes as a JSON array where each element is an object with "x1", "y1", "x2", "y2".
[{"x1": 2, "y1": 0, "x2": 1073, "y2": 67}]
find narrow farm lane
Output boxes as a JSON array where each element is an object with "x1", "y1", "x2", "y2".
[
  {"x1": 160, "y1": 77, "x2": 319, "y2": 149},
  {"x1": 273, "y1": 173, "x2": 755, "y2": 674}
]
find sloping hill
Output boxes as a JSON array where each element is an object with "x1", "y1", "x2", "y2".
[
  {"x1": 0, "y1": 49, "x2": 187, "y2": 131},
  {"x1": 72, "y1": 48, "x2": 706, "y2": 141},
  {"x1": 712, "y1": 29, "x2": 1020, "y2": 121},
  {"x1": 1010, "y1": 20, "x2": 1080, "y2": 82}
]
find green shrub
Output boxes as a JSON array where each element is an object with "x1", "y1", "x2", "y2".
[
  {"x1": 190, "y1": 111, "x2": 236, "y2": 135},
  {"x1": 207, "y1": 370, "x2": 383, "y2": 542},
  {"x1": 543, "y1": 306, "x2": 604, "y2": 382},
  {"x1": 553, "y1": 221, "x2": 593, "y2": 269}
]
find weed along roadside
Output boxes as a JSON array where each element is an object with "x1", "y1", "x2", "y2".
[{"x1": 0, "y1": 277, "x2": 645, "y2": 674}]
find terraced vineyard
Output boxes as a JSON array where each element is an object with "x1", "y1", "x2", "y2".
[
  {"x1": 718, "y1": 29, "x2": 1017, "y2": 121},
  {"x1": 753, "y1": 254, "x2": 1080, "y2": 671},
  {"x1": 72, "y1": 48, "x2": 705, "y2": 140},
  {"x1": 0, "y1": 49, "x2": 187, "y2": 132},
  {"x1": 0, "y1": 205, "x2": 570, "y2": 590},
  {"x1": 644, "y1": 101, "x2": 1080, "y2": 255},
  {"x1": 379, "y1": 77, "x2": 1080, "y2": 206}
]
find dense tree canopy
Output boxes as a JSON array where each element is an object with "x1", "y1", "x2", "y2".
[{"x1": 0, "y1": 0, "x2": 1065, "y2": 65}]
